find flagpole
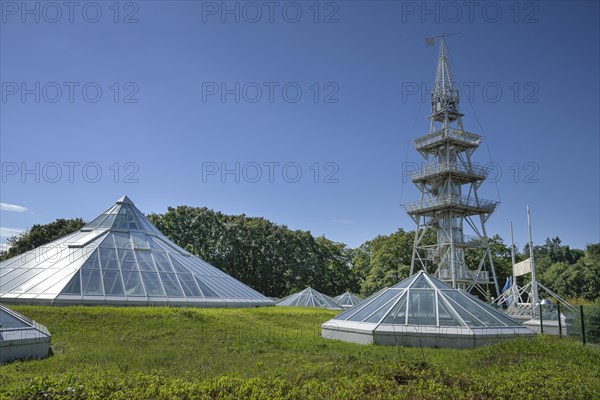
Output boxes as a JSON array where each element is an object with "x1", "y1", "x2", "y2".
[
  {"x1": 510, "y1": 222, "x2": 517, "y2": 304},
  {"x1": 527, "y1": 206, "x2": 539, "y2": 311}
]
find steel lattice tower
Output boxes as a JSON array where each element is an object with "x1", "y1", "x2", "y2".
[{"x1": 402, "y1": 35, "x2": 500, "y2": 297}]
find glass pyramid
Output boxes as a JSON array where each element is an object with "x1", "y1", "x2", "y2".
[
  {"x1": 322, "y1": 271, "x2": 535, "y2": 348},
  {"x1": 334, "y1": 291, "x2": 363, "y2": 308},
  {"x1": 277, "y1": 287, "x2": 342, "y2": 310},
  {"x1": 0, "y1": 196, "x2": 274, "y2": 307}
]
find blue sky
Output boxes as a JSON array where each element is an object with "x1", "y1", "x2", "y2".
[{"x1": 1, "y1": 1, "x2": 599, "y2": 252}]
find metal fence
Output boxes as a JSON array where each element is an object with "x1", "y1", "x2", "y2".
[{"x1": 530, "y1": 304, "x2": 600, "y2": 345}]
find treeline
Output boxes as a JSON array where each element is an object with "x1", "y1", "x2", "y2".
[
  {"x1": 147, "y1": 206, "x2": 359, "y2": 298},
  {"x1": 1, "y1": 208, "x2": 599, "y2": 301}
]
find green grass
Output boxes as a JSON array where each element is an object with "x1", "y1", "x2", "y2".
[{"x1": 1, "y1": 306, "x2": 599, "y2": 399}]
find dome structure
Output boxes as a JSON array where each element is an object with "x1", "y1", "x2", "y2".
[
  {"x1": 0, "y1": 196, "x2": 274, "y2": 307},
  {"x1": 322, "y1": 271, "x2": 535, "y2": 348},
  {"x1": 277, "y1": 287, "x2": 342, "y2": 310},
  {"x1": 334, "y1": 291, "x2": 363, "y2": 309},
  {"x1": 0, "y1": 304, "x2": 51, "y2": 363}
]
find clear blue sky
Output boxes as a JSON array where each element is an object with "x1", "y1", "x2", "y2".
[{"x1": 1, "y1": 1, "x2": 599, "y2": 252}]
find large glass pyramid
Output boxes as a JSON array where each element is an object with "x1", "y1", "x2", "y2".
[
  {"x1": 334, "y1": 291, "x2": 363, "y2": 309},
  {"x1": 0, "y1": 196, "x2": 274, "y2": 307},
  {"x1": 322, "y1": 271, "x2": 535, "y2": 348},
  {"x1": 277, "y1": 287, "x2": 342, "y2": 310}
]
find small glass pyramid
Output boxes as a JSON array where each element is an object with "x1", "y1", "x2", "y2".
[
  {"x1": 277, "y1": 287, "x2": 342, "y2": 310},
  {"x1": 334, "y1": 291, "x2": 363, "y2": 308}
]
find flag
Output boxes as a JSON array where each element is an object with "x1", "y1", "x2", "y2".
[
  {"x1": 426, "y1": 37, "x2": 435, "y2": 47},
  {"x1": 502, "y1": 276, "x2": 512, "y2": 294},
  {"x1": 513, "y1": 258, "x2": 532, "y2": 276}
]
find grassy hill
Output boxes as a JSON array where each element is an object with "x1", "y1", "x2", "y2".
[{"x1": 1, "y1": 306, "x2": 599, "y2": 399}]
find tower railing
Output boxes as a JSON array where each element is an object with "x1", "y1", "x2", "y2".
[
  {"x1": 402, "y1": 194, "x2": 498, "y2": 214},
  {"x1": 414, "y1": 128, "x2": 481, "y2": 151},
  {"x1": 410, "y1": 161, "x2": 489, "y2": 181}
]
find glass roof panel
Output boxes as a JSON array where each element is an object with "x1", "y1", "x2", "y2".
[
  {"x1": 136, "y1": 251, "x2": 156, "y2": 272},
  {"x1": 99, "y1": 233, "x2": 116, "y2": 248},
  {"x1": 98, "y1": 214, "x2": 117, "y2": 228},
  {"x1": 409, "y1": 274, "x2": 431, "y2": 289},
  {"x1": 99, "y1": 248, "x2": 119, "y2": 270},
  {"x1": 153, "y1": 252, "x2": 174, "y2": 273},
  {"x1": 169, "y1": 256, "x2": 191, "y2": 274},
  {"x1": 122, "y1": 270, "x2": 145, "y2": 296},
  {"x1": 195, "y1": 277, "x2": 218, "y2": 298},
  {"x1": 347, "y1": 289, "x2": 399, "y2": 321},
  {"x1": 381, "y1": 292, "x2": 408, "y2": 324},
  {"x1": 437, "y1": 294, "x2": 463, "y2": 326},
  {"x1": 364, "y1": 295, "x2": 401, "y2": 323},
  {"x1": 141, "y1": 272, "x2": 165, "y2": 296},
  {"x1": 440, "y1": 292, "x2": 486, "y2": 327},
  {"x1": 159, "y1": 273, "x2": 184, "y2": 297},
  {"x1": 131, "y1": 232, "x2": 150, "y2": 250},
  {"x1": 407, "y1": 290, "x2": 436, "y2": 325},
  {"x1": 426, "y1": 274, "x2": 453, "y2": 289},
  {"x1": 60, "y1": 272, "x2": 81, "y2": 295},
  {"x1": 82, "y1": 213, "x2": 109, "y2": 230},
  {"x1": 118, "y1": 248, "x2": 138, "y2": 271},
  {"x1": 82, "y1": 251, "x2": 101, "y2": 270},
  {"x1": 178, "y1": 273, "x2": 202, "y2": 297},
  {"x1": 82, "y1": 269, "x2": 103, "y2": 295},
  {"x1": 391, "y1": 275, "x2": 415, "y2": 289},
  {"x1": 112, "y1": 232, "x2": 131, "y2": 249},
  {"x1": 103, "y1": 270, "x2": 125, "y2": 295}
]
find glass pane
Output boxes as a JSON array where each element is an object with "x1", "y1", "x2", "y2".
[
  {"x1": 147, "y1": 236, "x2": 164, "y2": 251},
  {"x1": 409, "y1": 275, "x2": 431, "y2": 288},
  {"x1": 113, "y1": 232, "x2": 132, "y2": 250},
  {"x1": 364, "y1": 295, "x2": 401, "y2": 323},
  {"x1": 99, "y1": 233, "x2": 116, "y2": 248},
  {"x1": 428, "y1": 275, "x2": 453, "y2": 289},
  {"x1": 441, "y1": 292, "x2": 485, "y2": 326},
  {"x1": 333, "y1": 289, "x2": 387, "y2": 320},
  {"x1": 98, "y1": 214, "x2": 116, "y2": 228},
  {"x1": 122, "y1": 270, "x2": 145, "y2": 296},
  {"x1": 141, "y1": 272, "x2": 165, "y2": 296},
  {"x1": 170, "y1": 256, "x2": 190, "y2": 274},
  {"x1": 131, "y1": 232, "x2": 150, "y2": 250},
  {"x1": 61, "y1": 271, "x2": 81, "y2": 294},
  {"x1": 136, "y1": 251, "x2": 156, "y2": 272},
  {"x1": 83, "y1": 214, "x2": 108, "y2": 230},
  {"x1": 195, "y1": 277, "x2": 218, "y2": 298},
  {"x1": 392, "y1": 276, "x2": 416, "y2": 289},
  {"x1": 153, "y1": 252, "x2": 174, "y2": 273},
  {"x1": 437, "y1": 295, "x2": 462, "y2": 326},
  {"x1": 82, "y1": 269, "x2": 103, "y2": 295},
  {"x1": 118, "y1": 248, "x2": 138, "y2": 271},
  {"x1": 113, "y1": 214, "x2": 129, "y2": 230},
  {"x1": 99, "y1": 247, "x2": 119, "y2": 270},
  {"x1": 407, "y1": 290, "x2": 436, "y2": 325},
  {"x1": 178, "y1": 273, "x2": 202, "y2": 297},
  {"x1": 347, "y1": 289, "x2": 399, "y2": 322},
  {"x1": 159, "y1": 273, "x2": 184, "y2": 297},
  {"x1": 381, "y1": 293, "x2": 408, "y2": 324},
  {"x1": 103, "y1": 270, "x2": 124, "y2": 295},
  {"x1": 443, "y1": 291, "x2": 508, "y2": 326},
  {"x1": 82, "y1": 251, "x2": 101, "y2": 270}
]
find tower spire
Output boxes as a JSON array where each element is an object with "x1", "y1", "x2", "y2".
[{"x1": 431, "y1": 33, "x2": 463, "y2": 131}]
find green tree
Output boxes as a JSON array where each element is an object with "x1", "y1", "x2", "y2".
[{"x1": 359, "y1": 229, "x2": 413, "y2": 296}]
